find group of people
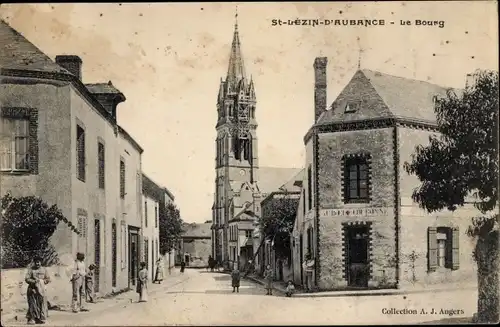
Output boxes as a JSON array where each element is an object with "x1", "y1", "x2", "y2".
[
  {"x1": 137, "y1": 257, "x2": 172, "y2": 302},
  {"x1": 24, "y1": 253, "x2": 95, "y2": 325},
  {"x1": 24, "y1": 253, "x2": 170, "y2": 324},
  {"x1": 230, "y1": 264, "x2": 295, "y2": 297}
]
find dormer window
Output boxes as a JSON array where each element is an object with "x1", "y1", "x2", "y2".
[{"x1": 344, "y1": 102, "x2": 357, "y2": 113}]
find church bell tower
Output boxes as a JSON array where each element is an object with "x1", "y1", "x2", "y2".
[{"x1": 212, "y1": 10, "x2": 258, "y2": 263}]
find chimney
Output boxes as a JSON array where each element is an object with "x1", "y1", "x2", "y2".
[
  {"x1": 465, "y1": 73, "x2": 475, "y2": 89},
  {"x1": 314, "y1": 57, "x2": 328, "y2": 123},
  {"x1": 55, "y1": 55, "x2": 82, "y2": 80}
]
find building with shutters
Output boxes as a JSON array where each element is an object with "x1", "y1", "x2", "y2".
[
  {"x1": 141, "y1": 173, "x2": 162, "y2": 281},
  {"x1": 292, "y1": 56, "x2": 480, "y2": 292},
  {"x1": 0, "y1": 20, "x2": 143, "y2": 297}
]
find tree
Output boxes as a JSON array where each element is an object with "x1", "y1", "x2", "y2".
[
  {"x1": 258, "y1": 192, "x2": 299, "y2": 260},
  {"x1": 1, "y1": 193, "x2": 78, "y2": 269},
  {"x1": 159, "y1": 202, "x2": 183, "y2": 255},
  {"x1": 403, "y1": 70, "x2": 499, "y2": 323}
]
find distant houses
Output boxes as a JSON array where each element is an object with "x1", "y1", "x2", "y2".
[{"x1": 177, "y1": 221, "x2": 212, "y2": 267}]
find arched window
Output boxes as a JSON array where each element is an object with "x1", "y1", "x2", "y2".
[
  {"x1": 216, "y1": 138, "x2": 220, "y2": 166},
  {"x1": 223, "y1": 135, "x2": 228, "y2": 164},
  {"x1": 242, "y1": 136, "x2": 252, "y2": 161},
  {"x1": 233, "y1": 134, "x2": 240, "y2": 160}
]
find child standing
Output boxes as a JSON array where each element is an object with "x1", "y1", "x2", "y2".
[
  {"x1": 85, "y1": 264, "x2": 96, "y2": 303},
  {"x1": 231, "y1": 265, "x2": 241, "y2": 293},
  {"x1": 285, "y1": 280, "x2": 295, "y2": 297}
]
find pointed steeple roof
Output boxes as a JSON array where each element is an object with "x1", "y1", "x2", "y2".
[{"x1": 226, "y1": 9, "x2": 246, "y2": 84}]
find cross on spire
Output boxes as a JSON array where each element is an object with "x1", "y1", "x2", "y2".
[
  {"x1": 357, "y1": 36, "x2": 363, "y2": 70},
  {"x1": 226, "y1": 6, "x2": 246, "y2": 82},
  {"x1": 235, "y1": 5, "x2": 238, "y2": 31}
]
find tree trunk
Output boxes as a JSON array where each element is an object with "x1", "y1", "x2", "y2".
[
  {"x1": 244, "y1": 236, "x2": 266, "y2": 276},
  {"x1": 475, "y1": 230, "x2": 499, "y2": 323}
]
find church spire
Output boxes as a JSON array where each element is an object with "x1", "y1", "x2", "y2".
[{"x1": 226, "y1": 7, "x2": 246, "y2": 83}]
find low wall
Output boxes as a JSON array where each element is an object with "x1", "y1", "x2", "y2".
[
  {"x1": 161, "y1": 252, "x2": 176, "y2": 274},
  {"x1": 1, "y1": 265, "x2": 75, "y2": 315}
]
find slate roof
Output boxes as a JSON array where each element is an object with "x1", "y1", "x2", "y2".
[
  {"x1": 318, "y1": 69, "x2": 462, "y2": 125},
  {"x1": 85, "y1": 82, "x2": 124, "y2": 95},
  {"x1": 278, "y1": 169, "x2": 304, "y2": 193},
  {"x1": 255, "y1": 167, "x2": 302, "y2": 195},
  {"x1": 181, "y1": 223, "x2": 212, "y2": 239},
  {"x1": 0, "y1": 20, "x2": 145, "y2": 156},
  {"x1": 0, "y1": 20, "x2": 69, "y2": 74},
  {"x1": 142, "y1": 173, "x2": 163, "y2": 201}
]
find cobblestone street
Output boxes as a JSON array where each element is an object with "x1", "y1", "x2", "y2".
[{"x1": 3, "y1": 269, "x2": 477, "y2": 326}]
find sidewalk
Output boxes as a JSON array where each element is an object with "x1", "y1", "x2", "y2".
[
  {"x1": 244, "y1": 274, "x2": 477, "y2": 298},
  {"x1": 1, "y1": 271, "x2": 189, "y2": 326}
]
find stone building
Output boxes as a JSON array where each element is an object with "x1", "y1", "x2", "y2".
[
  {"x1": 0, "y1": 20, "x2": 143, "y2": 296},
  {"x1": 211, "y1": 16, "x2": 300, "y2": 270},
  {"x1": 179, "y1": 222, "x2": 212, "y2": 267},
  {"x1": 292, "y1": 56, "x2": 480, "y2": 291}
]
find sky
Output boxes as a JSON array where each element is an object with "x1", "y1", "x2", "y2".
[{"x1": 0, "y1": 2, "x2": 497, "y2": 223}]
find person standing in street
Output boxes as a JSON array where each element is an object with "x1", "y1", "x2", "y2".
[
  {"x1": 154, "y1": 258, "x2": 164, "y2": 284},
  {"x1": 231, "y1": 264, "x2": 241, "y2": 293},
  {"x1": 85, "y1": 264, "x2": 96, "y2": 303},
  {"x1": 264, "y1": 265, "x2": 274, "y2": 295},
  {"x1": 302, "y1": 254, "x2": 314, "y2": 292},
  {"x1": 285, "y1": 280, "x2": 296, "y2": 297},
  {"x1": 25, "y1": 256, "x2": 51, "y2": 325},
  {"x1": 137, "y1": 262, "x2": 149, "y2": 302},
  {"x1": 71, "y1": 252, "x2": 88, "y2": 313},
  {"x1": 207, "y1": 256, "x2": 212, "y2": 272},
  {"x1": 180, "y1": 260, "x2": 186, "y2": 273}
]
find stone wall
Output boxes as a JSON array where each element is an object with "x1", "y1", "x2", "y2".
[
  {"x1": 317, "y1": 128, "x2": 396, "y2": 290},
  {"x1": 1, "y1": 265, "x2": 75, "y2": 316}
]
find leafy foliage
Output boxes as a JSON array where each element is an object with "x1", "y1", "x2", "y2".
[
  {"x1": 474, "y1": 225, "x2": 499, "y2": 323},
  {"x1": 403, "y1": 70, "x2": 498, "y2": 229},
  {"x1": 1, "y1": 193, "x2": 77, "y2": 268},
  {"x1": 403, "y1": 70, "x2": 499, "y2": 323},
  {"x1": 259, "y1": 193, "x2": 299, "y2": 259},
  {"x1": 159, "y1": 202, "x2": 183, "y2": 255}
]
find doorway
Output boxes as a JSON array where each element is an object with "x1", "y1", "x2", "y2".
[
  {"x1": 128, "y1": 227, "x2": 140, "y2": 288},
  {"x1": 94, "y1": 219, "x2": 101, "y2": 293},
  {"x1": 346, "y1": 226, "x2": 370, "y2": 288},
  {"x1": 111, "y1": 221, "x2": 117, "y2": 288},
  {"x1": 299, "y1": 235, "x2": 304, "y2": 285}
]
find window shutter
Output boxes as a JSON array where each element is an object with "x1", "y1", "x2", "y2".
[
  {"x1": 451, "y1": 227, "x2": 460, "y2": 270},
  {"x1": 427, "y1": 227, "x2": 438, "y2": 272}
]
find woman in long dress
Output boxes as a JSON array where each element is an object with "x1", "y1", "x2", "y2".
[
  {"x1": 25, "y1": 256, "x2": 51, "y2": 324},
  {"x1": 137, "y1": 262, "x2": 148, "y2": 302},
  {"x1": 264, "y1": 265, "x2": 274, "y2": 295},
  {"x1": 154, "y1": 259, "x2": 164, "y2": 284}
]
